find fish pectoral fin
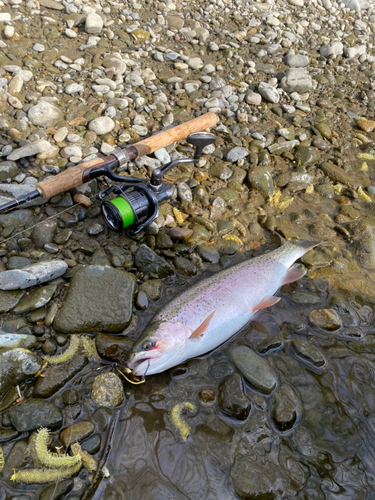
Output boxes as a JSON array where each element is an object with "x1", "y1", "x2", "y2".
[
  {"x1": 253, "y1": 296, "x2": 280, "y2": 313},
  {"x1": 281, "y1": 264, "x2": 306, "y2": 285},
  {"x1": 189, "y1": 310, "x2": 216, "y2": 340}
]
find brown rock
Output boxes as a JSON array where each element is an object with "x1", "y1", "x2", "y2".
[
  {"x1": 309, "y1": 308, "x2": 341, "y2": 330},
  {"x1": 60, "y1": 420, "x2": 94, "y2": 447},
  {"x1": 169, "y1": 227, "x2": 193, "y2": 240},
  {"x1": 357, "y1": 117, "x2": 375, "y2": 134}
]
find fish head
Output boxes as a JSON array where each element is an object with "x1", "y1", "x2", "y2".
[{"x1": 127, "y1": 321, "x2": 191, "y2": 376}]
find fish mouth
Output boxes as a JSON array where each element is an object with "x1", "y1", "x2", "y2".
[{"x1": 127, "y1": 350, "x2": 163, "y2": 377}]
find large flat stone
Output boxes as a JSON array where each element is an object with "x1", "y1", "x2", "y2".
[{"x1": 53, "y1": 265, "x2": 136, "y2": 333}]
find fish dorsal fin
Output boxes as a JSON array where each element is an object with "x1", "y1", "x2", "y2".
[
  {"x1": 282, "y1": 264, "x2": 306, "y2": 285},
  {"x1": 190, "y1": 310, "x2": 216, "y2": 340},
  {"x1": 253, "y1": 296, "x2": 280, "y2": 313}
]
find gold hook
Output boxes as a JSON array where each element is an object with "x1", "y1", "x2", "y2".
[{"x1": 116, "y1": 366, "x2": 145, "y2": 385}]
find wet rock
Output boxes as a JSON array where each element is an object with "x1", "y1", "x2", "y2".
[
  {"x1": 33, "y1": 355, "x2": 88, "y2": 398},
  {"x1": 0, "y1": 348, "x2": 41, "y2": 397},
  {"x1": 40, "y1": 480, "x2": 74, "y2": 500},
  {"x1": 28, "y1": 102, "x2": 63, "y2": 128},
  {"x1": 273, "y1": 391, "x2": 296, "y2": 432},
  {"x1": 230, "y1": 454, "x2": 283, "y2": 500},
  {"x1": 139, "y1": 279, "x2": 162, "y2": 301},
  {"x1": 230, "y1": 346, "x2": 277, "y2": 395},
  {"x1": 136, "y1": 290, "x2": 148, "y2": 310},
  {"x1": 91, "y1": 372, "x2": 125, "y2": 408},
  {"x1": 32, "y1": 220, "x2": 57, "y2": 248},
  {"x1": 309, "y1": 308, "x2": 341, "y2": 330},
  {"x1": 0, "y1": 289, "x2": 25, "y2": 312},
  {"x1": 0, "y1": 333, "x2": 36, "y2": 349},
  {"x1": 95, "y1": 333, "x2": 133, "y2": 365},
  {"x1": 156, "y1": 231, "x2": 173, "y2": 249},
  {"x1": 357, "y1": 117, "x2": 375, "y2": 134},
  {"x1": 169, "y1": 227, "x2": 193, "y2": 240},
  {"x1": 54, "y1": 266, "x2": 136, "y2": 333},
  {"x1": 248, "y1": 166, "x2": 274, "y2": 197},
  {"x1": 218, "y1": 373, "x2": 251, "y2": 420},
  {"x1": 7, "y1": 256, "x2": 31, "y2": 270},
  {"x1": 352, "y1": 238, "x2": 375, "y2": 270},
  {"x1": 134, "y1": 245, "x2": 174, "y2": 278},
  {"x1": 12, "y1": 284, "x2": 56, "y2": 314},
  {"x1": 293, "y1": 425, "x2": 315, "y2": 457},
  {"x1": 0, "y1": 260, "x2": 68, "y2": 290},
  {"x1": 197, "y1": 245, "x2": 220, "y2": 264},
  {"x1": 289, "y1": 291, "x2": 320, "y2": 305},
  {"x1": 8, "y1": 399, "x2": 62, "y2": 431},
  {"x1": 319, "y1": 162, "x2": 365, "y2": 189},
  {"x1": 60, "y1": 420, "x2": 94, "y2": 447},
  {"x1": 294, "y1": 145, "x2": 319, "y2": 167},
  {"x1": 213, "y1": 187, "x2": 238, "y2": 203},
  {"x1": 174, "y1": 256, "x2": 197, "y2": 276},
  {"x1": 292, "y1": 340, "x2": 327, "y2": 369}
]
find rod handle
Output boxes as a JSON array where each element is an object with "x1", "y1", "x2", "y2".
[
  {"x1": 36, "y1": 112, "x2": 218, "y2": 199},
  {"x1": 132, "y1": 111, "x2": 218, "y2": 157}
]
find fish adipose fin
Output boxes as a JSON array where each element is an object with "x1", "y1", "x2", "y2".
[
  {"x1": 190, "y1": 310, "x2": 216, "y2": 340},
  {"x1": 252, "y1": 296, "x2": 280, "y2": 313},
  {"x1": 282, "y1": 264, "x2": 306, "y2": 285}
]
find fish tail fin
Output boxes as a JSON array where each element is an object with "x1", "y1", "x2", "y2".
[{"x1": 275, "y1": 231, "x2": 322, "y2": 253}]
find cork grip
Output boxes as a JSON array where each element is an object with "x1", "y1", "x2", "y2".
[
  {"x1": 36, "y1": 112, "x2": 218, "y2": 199},
  {"x1": 133, "y1": 112, "x2": 218, "y2": 157}
]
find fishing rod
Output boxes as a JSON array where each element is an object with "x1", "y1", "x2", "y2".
[{"x1": 0, "y1": 113, "x2": 218, "y2": 235}]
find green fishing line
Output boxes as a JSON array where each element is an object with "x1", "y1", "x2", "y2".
[{"x1": 109, "y1": 197, "x2": 135, "y2": 228}]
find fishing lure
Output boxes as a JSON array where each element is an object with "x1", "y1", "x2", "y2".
[
  {"x1": 173, "y1": 207, "x2": 186, "y2": 224},
  {"x1": 169, "y1": 402, "x2": 196, "y2": 441},
  {"x1": 10, "y1": 461, "x2": 82, "y2": 484},
  {"x1": 34, "y1": 428, "x2": 81, "y2": 469},
  {"x1": 358, "y1": 186, "x2": 372, "y2": 203},
  {"x1": 222, "y1": 234, "x2": 243, "y2": 246},
  {"x1": 0, "y1": 445, "x2": 4, "y2": 472},
  {"x1": 43, "y1": 335, "x2": 80, "y2": 364}
]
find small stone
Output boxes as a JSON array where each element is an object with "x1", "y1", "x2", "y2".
[
  {"x1": 65, "y1": 28, "x2": 77, "y2": 38},
  {"x1": 258, "y1": 82, "x2": 279, "y2": 103},
  {"x1": 231, "y1": 455, "x2": 281, "y2": 500},
  {"x1": 0, "y1": 161, "x2": 18, "y2": 181},
  {"x1": 85, "y1": 13, "x2": 103, "y2": 34},
  {"x1": 12, "y1": 284, "x2": 56, "y2": 314},
  {"x1": 292, "y1": 340, "x2": 327, "y2": 369},
  {"x1": 33, "y1": 43, "x2": 45, "y2": 52},
  {"x1": 32, "y1": 219, "x2": 57, "y2": 248},
  {"x1": 245, "y1": 91, "x2": 262, "y2": 105},
  {"x1": 28, "y1": 102, "x2": 63, "y2": 128},
  {"x1": 230, "y1": 346, "x2": 277, "y2": 395},
  {"x1": 174, "y1": 256, "x2": 197, "y2": 276},
  {"x1": 345, "y1": 45, "x2": 366, "y2": 59},
  {"x1": 357, "y1": 117, "x2": 375, "y2": 134},
  {"x1": 218, "y1": 373, "x2": 251, "y2": 420},
  {"x1": 60, "y1": 421, "x2": 94, "y2": 447},
  {"x1": 273, "y1": 391, "x2": 297, "y2": 432},
  {"x1": 91, "y1": 372, "x2": 125, "y2": 407},
  {"x1": 248, "y1": 166, "x2": 274, "y2": 197},
  {"x1": 88, "y1": 117, "x2": 115, "y2": 135},
  {"x1": 188, "y1": 57, "x2": 204, "y2": 70},
  {"x1": 65, "y1": 83, "x2": 84, "y2": 94},
  {"x1": 125, "y1": 73, "x2": 144, "y2": 87},
  {"x1": 8, "y1": 75, "x2": 23, "y2": 95},
  {"x1": 289, "y1": 291, "x2": 320, "y2": 305},
  {"x1": 309, "y1": 309, "x2": 341, "y2": 330},
  {"x1": 320, "y1": 41, "x2": 344, "y2": 59},
  {"x1": 169, "y1": 228, "x2": 193, "y2": 240},
  {"x1": 197, "y1": 245, "x2": 220, "y2": 264},
  {"x1": 226, "y1": 147, "x2": 249, "y2": 162}
]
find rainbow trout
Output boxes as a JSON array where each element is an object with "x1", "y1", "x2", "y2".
[{"x1": 127, "y1": 239, "x2": 318, "y2": 376}]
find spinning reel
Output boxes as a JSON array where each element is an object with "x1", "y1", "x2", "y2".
[{"x1": 99, "y1": 132, "x2": 216, "y2": 236}]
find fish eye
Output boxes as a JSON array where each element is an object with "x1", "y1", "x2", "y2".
[{"x1": 142, "y1": 340, "x2": 155, "y2": 351}]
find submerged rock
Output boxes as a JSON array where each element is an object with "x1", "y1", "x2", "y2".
[
  {"x1": 230, "y1": 346, "x2": 277, "y2": 395},
  {"x1": 0, "y1": 261, "x2": 68, "y2": 290},
  {"x1": 91, "y1": 372, "x2": 125, "y2": 408},
  {"x1": 0, "y1": 289, "x2": 25, "y2": 312},
  {"x1": 309, "y1": 309, "x2": 341, "y2": 330},
  {"x1": 218, "y1": 373, "x2": 251, "y2": 420},
  {"x1": 292, "y1": 340, "x2": 327, "y2": 369},
  {"x1": 8, "y1": 398, "x2": 62, "y2": 431},
  {"x1": 53, "y1": 266, "x2": 136, "y2": 333}
]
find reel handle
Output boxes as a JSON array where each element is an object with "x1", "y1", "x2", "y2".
[{"x1": 35, "y1": 113, "x2": 218, "y2": 199}]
